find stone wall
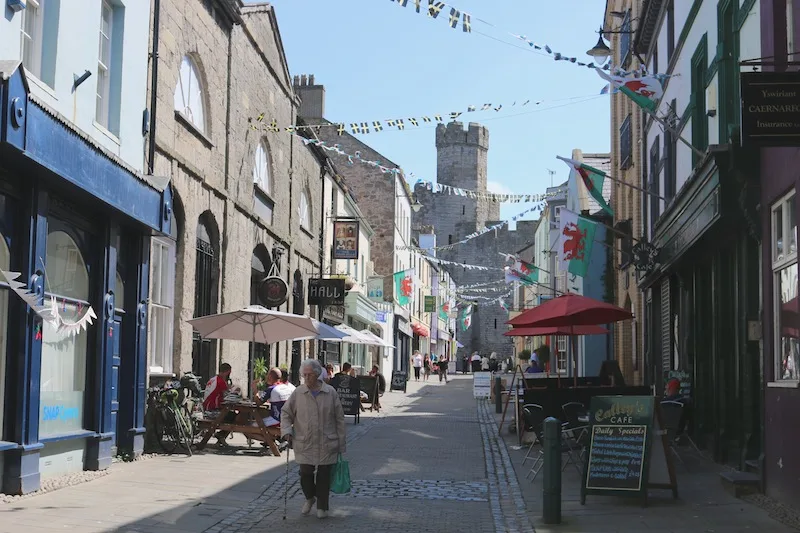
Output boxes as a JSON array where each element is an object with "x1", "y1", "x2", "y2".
[{"x1": 148, "y1": 1, "x2": 322, "y2": 384}]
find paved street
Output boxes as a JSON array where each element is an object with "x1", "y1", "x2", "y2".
[{"x1": 0, "y1": 376, "x2": 797, "y2": 533}]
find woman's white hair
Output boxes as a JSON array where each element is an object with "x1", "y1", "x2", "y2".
[{"x1": 300, "y1": 359, "x2": 325, "y2": 383}]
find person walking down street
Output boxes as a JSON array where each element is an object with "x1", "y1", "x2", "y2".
[
  {"x1": 423, "y1": 354, "x2": 432, "y2": 381},
  {"x1": 481, "y1": 354, "x2": 490, "y2": 371},
  {"x1": 438, "y1": 354, "x2": 449, "y2": 383},
  {"x1": 412, "y1": 351, "x2": 423, "y2": 381},
  {"x1": 462, "y1": 354, "x2": 470, "y2": 374},
  {"x1": 470, "y1": 352, "x2": 481, "y2": 373},
  {"x1": 280, "y1": 359, "x2": 346, "y2": 519}
]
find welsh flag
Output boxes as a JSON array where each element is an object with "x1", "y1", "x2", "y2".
[
  {"x1": 558, "y1": 209, "x2": 597, "y2": 277},
  {"x1": 595, "y1": 67, "x2": 663, "y2": 112},
  {"x1": 506, "y1": 258, "x2": 539, "y2": 286},
  {"x1": 557, "y1": 156, "x2": 614, "y2": 217},
  {"x1": 393, "y1": 269, "x2": 414, "y2": 306},
  {"x1": 438, "y1": 300, "x2": 450, "y2": 321},
  {"x1": 460, "y1": 305, "x2": 473, "y2": 331}
]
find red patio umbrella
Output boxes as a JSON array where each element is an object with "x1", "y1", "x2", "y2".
[
  {"x1": 508, "y1": 293, "x2": 632, "y2": 327},
  {"x1": 503, "y1": 324, "x2": 609, "y2": 337},
  {"x1": 506, "y1": 293, "x2": 632, "y2": 386}
]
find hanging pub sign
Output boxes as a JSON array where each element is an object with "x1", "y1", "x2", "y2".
[
  {"x1": 741, "y1": 71, "x2": 800, "y2": 147},
  {"x1": 258, "y1": 276, "x2": 289, "y2": 308},
  {"x1": 308, "y1": 278, "x2": 346, "y2": 306},
  {"x1": 367, "y1": 277, "x2": 384, "y2": 302},
  {"x1": 333, "y1": 220, "x2": 359, "y2": 260}
]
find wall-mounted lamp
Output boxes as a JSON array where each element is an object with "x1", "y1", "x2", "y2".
[
  {"x1": 73, "y1": 70, "x2": 92, "y2": 91},
  {"x1": 586, "y1": 22, "x2": 638, "y2": 64},
  {"x1": 396, "y1": 193, "x2": 423, "y2": 213},
  {"x1": 7, "y1": 0, "x2": 27, "y2": 12}
]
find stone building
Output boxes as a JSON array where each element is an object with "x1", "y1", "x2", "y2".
[
  {"x1": 599, "y1": 0, "x2": 645, "y2": 387},
  {"x1": 414, "y1": 122, "x2": 532, "y2": 358},
  {"x1": 293, "y1": 75, "x2": 415, "y2": 375},
  {"x1": 147, "y1": 1, "x2": 322, "y2": 387}
]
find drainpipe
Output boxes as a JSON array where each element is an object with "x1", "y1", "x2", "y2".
[
  {"x1": 317, "y1": 163, "x2": 327, "y2": 362},
  {"x1": 147, "y1": 0, "x2": 160, "y2": 174}
]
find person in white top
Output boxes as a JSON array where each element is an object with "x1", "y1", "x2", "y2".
[
  {"x1": 412, "y1": 351, "x2": 424, "y2": 381},
  {"x1": 470, "y1": 352, "x2": 482, "y2": 373},
  {"x1": 481, "y1": 355, "x2": 490, "y2": 371}
]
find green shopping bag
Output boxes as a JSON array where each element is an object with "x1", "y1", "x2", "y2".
[{"x1": 330, "y1": 453, "x2": 351, "y2": 494}]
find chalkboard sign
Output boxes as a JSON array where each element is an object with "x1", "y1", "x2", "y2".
[
  {"x1": 663, "y1": 370, "x2": 692, "y2": 398},
  {"x1": 390, "y1": 371, "x2": 408, "y2": 393},
  {"x1": 330, "y1": 375, "x2": 361, "y2": 422},
  {"x1": 359, "y1": 376, "x2": 380, "y2": 412},
  {"x1": 581, "y1": 396, "x2": 678, "y2": 506}
]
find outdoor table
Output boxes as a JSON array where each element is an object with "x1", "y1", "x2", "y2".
[{"x1": 196, "y1": 401, "x2": 282, "y2": 457}]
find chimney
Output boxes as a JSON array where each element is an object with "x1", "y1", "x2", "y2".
[{"x1": 295, "y1": 74, "x2": 325, "y2": 120}]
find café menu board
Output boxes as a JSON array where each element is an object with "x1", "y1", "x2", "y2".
[
  {"x1": 585, "y1": 425, "x2": 647, "y2": 491},
  {"x1": 582, "y1": 396, "x2": 662, "y2": 503},
  {"x1": 330, "y1": 375, "x2": 361, "y2": 419}
]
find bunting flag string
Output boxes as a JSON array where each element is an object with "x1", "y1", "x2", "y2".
[
  {"x1": 396, "y1": 203, "x2": 545, "y2": 253},
  {"x1": 296, "y1": 135, "x2": 562, "y2": 204},
  {"x1": 248, "y1": 93, "x2": 600, "y2": 135},
  {"x1": 416, "y1": 181, "x2": 562, "y2": 203},
  {"x1": 407, "y1": 250, "x2": 505, "y2": 272}
]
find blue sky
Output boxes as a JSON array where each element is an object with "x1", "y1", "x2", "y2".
[{"x1": 267, "y1": 0, "x2": 610, "y2": 222}]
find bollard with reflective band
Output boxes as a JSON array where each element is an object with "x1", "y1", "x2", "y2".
[
  {"x1": 542, "y1": 416, "x2": 562, "y2": 524},
  {"x1": 495, "y1": 376, "x2": 503, "y2": 413}
]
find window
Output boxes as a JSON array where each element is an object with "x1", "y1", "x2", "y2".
[
  {"x1": 619, "y1": 10, "x2": 632, "y2": 68},
  {"x1": 649, "y1": 136, "x2": 661, "y2": 229},
  {"x1": 174, "y1": 55, "x2": 206, "y2": 133},
  {"x1": 149, "y1": 237, "x2": 175, "y2": 374},
  {"x1": 253, "y1": 141, "x2": 270, "y2": 193},
  {"x1": 448, "y1": 234, "x2": 453, "y2": 245},
  {"x1": 664, "y1": 101, "x2": 677, "y2": 201},
  {"x1": 556, "y1": 337, "x2": 567, "y2": 373},
  {"x1": 789, "y1": 0, "x2": 797, "y2": 56},
  {"x1": 462, "y1": 205, "x2": 465, "y2": 215},
  {"x1": 690, "y1": 40, "x2": 708, "y2": 165},
  {"x1": 299, "y1": 190, "x2": 311, "y2": 230},
  {"x1": 773, "y1": 191, "x2": 798, "y2": 381},
  {"x1": 619, "y1": 114, "x2": 632, "y2": 170},
  {"x1": 667, "y1": 1, "x2": 675, "y2": 61},
  {"x1": 0, "y1": 201, "x2": 11, "y2": 443},
  {"x1": 20, "y1": 0, "x2": 44, "y2": 78},
  {"x1": 554, "y1": 206, "x2": 561, "y2": 226},
  {"x1": 40, "y1": 226, "x2": 90, "y2": 438},
  {"x1": 95, "y1": 1, "x2": 114, "y2": 130}
]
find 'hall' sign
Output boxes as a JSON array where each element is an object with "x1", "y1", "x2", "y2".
[
  {"x1": 308, "y1": 278, "x2": 346, "y2": 306},
  {"x1": 741, "y1": 71, "x2": 800, "y2": 147}
]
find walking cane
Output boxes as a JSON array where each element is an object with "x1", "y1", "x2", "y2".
[{"x1": 283, "y1": 441, "x2": 291, "y2": 520}]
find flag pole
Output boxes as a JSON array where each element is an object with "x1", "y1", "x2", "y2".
[
  {"x1": 599, "y1": 169, "x2": 666, "y2": 201},
  {"x1": 644, "y1": 107, "x2": 706, "y2": 160}
]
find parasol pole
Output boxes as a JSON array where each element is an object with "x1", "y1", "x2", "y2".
[{"x1": 571, "y1": 325, "x2": 578, "y2": 388}]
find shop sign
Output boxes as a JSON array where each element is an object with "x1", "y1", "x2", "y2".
[
  {"x1": 367, "y1": 277, "x2": 384, "y2": 302},
  {"x1": 323, "y1": 305, "x2": 345, "y2": 323},
  {"x1": 333, "y1": 220, "x2": 359, "y2": 259},
  {"x1": 376, "y1": 311, "x2": 387, "y2": 323},
  {"x1": 308, "y1": 278, "x2": 346, "y2": 306},
  {"x1": 424, "y1": 296, "x2": 436, "y2": 312},
  {"x1": 397, "y1": 317, "x2": 412, "y2": 337},
  {"x1": 258, "y1": 276, "x2": 288, "y2": 307},
  {"x1": 741, "y1": 71, "x2": 800, "y2": 147}
]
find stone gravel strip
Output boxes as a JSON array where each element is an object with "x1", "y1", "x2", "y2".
[
  {"x1": 202, "y1": 390, "x2": 423, "y2": 533},
  {"x1": 477, "y1": 398, "x2": 536, "y2": 533},
  {"x1": 346, "y1": 479, "x2": 488, "y2": 501}
]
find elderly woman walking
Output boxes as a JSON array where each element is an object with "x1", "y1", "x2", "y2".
[{"x1": 281, "y1": 359, "x2": 346, "y2": 519}]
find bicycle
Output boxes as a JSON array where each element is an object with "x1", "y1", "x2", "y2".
[{"x1": 147, "y1": 377, "x2": 200, "y2": 456}]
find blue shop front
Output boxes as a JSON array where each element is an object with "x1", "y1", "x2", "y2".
[{"x1": 0, "y1": 64, "x2": 171, "y2": 494}]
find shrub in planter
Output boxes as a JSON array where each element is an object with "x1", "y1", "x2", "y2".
[{"x1": 518, "y1": 349, "x2": 532, "y2": 361}]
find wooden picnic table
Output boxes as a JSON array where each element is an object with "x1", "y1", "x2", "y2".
[{"x1": 195, "y1": 401, "x2": 282, "y2": 457}]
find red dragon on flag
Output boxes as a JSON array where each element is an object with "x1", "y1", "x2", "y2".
[{"x1": 562, "y1": 222, "x2": 588, "y2": 261}]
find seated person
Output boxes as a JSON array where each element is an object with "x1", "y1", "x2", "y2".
[
  {"x1": 203, "y1": 363, "x2": 237, "y2": 447},
  {"x1": 525, "y1": 361, "x2": 544, "y2": 374},
  {"x1": 325, "y1": 364, "x2": 335, "y2": 383},
  {"x1": 336, "y1": 362, "x2": 353, "y2": 377},
  {"x1": 251, "y1": 368, "x2": 296, "y2": 446}
]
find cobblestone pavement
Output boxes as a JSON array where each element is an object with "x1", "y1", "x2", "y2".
[{"x1": 0, "y1": 377, "x2": 533, "y2": 533}]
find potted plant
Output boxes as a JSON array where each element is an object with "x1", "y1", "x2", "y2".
[
  {"x1": 535, "y1": 344, "x2": 551, "y2": 375},
  {"x1": 253, "y1": 357, "x2": 268, "y2": 391},
  {"x1": 518, "y1": 349, "x2": 532, "y2": 362}
]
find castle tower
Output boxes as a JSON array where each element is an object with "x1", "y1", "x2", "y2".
[{"x1": 415, "y1": 122, "x2": 521, "y2": 359}]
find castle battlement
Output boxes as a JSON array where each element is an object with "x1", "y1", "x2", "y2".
[{"x1": 435, "y1": 121, "x2": 489, "y2": 150}]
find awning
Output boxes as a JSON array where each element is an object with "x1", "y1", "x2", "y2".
[
  {"x1": 411, "y1": 322, "x2": 430, "y2": 337},
  {"x1": 437, "y1": 328, "x2": 451, "y2": 341}
]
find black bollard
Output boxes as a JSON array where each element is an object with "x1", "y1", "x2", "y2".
[
  {"x1": 542, "y1": 417, "x2": 562, "y2": 524},
  {"x1": 495, "y1": 376, "x2": 503, "y2": 413}
]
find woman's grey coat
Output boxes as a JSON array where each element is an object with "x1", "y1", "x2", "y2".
[{"x1": 280, "y1": 383, "x2": 346, "y2": 465}]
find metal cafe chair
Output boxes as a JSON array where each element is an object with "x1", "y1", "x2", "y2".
[{"x1": 521, "y1": 403, "x2": 545, "y2": 465}]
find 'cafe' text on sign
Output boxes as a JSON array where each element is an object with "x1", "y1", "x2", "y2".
[{"x1": 593, "y1": 398, "x2": 648, "y2": 425}]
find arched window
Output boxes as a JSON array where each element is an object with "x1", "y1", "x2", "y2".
[
  {"x1": 253, "y1": 141, "x2": 270, "y2": 193},
  {"x1": 174, "y1": 55, "x2": 206, "y2": 133},
  {"x1": 299, "y1": 189, "x2": 311, "y2": 230},
  {"x1": 41, "y1": 225, "x2": 91, "y2": 438}
]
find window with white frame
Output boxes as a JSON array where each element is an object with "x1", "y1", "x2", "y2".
[
  {"x1": 174, "y1": 55, "x2": 206, "y2": 133},
  {"x1": 253, "y1": 141, "x2": 270, "y2": 193},
  {"x1": 149, "y1": 237, "x2": 176, "y2": 374},
  {"x1": 772, "y1": 190, "x2": 798, "y2": 381},
  {"x1": 20, "y1": 0, "x2": 58, "y2": 86},
  {"x1": 299, "y1": 190, "x2": 311, "y2": 230},
  {"x1": 95, "y1": 0, "x2": 114, "y2": 129},
  {"x1": 556, "y1": 336, "x2": 567, "y2": 373}
]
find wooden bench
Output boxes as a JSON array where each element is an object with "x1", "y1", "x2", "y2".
[{"x1": 195, "y1": 402, "x2": 282, "y2": 456}]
